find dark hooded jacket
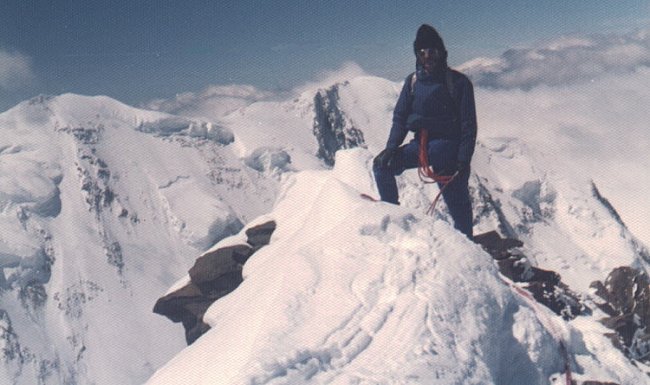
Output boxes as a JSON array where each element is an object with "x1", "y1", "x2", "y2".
[{"x1": 385, "y1": 26, "x2": 477, "y2": 165}]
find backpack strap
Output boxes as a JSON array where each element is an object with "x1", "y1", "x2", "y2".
[
  {"x1": 445, "y1": 69, "x2": 455, "y2": 102},
  {"x1": 410, "y1": 68, "x2": 459, "y2": 120},
  {"x1": 410, "y1": 68, "x2": 456, "y2": 101},
  {"x1": 410, "y1": 71, "x2": 417, "y2": 97}
]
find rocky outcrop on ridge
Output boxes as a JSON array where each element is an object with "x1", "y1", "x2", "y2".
[
  {"x1": 153, "y1": 221, "x2": 276, "y2": 344},
  {"x1": 475, "y1": 230, "x2": 650, "y2": 373},
  {"x1": 313, "y1": 84, "x2": 366, "y2": 166},
  {"x1": 474, "y1": 231, "x2": 586, "y2": 320},
  {"x1": 591, "y1": 266, "x2": 650, "y2": 364}
]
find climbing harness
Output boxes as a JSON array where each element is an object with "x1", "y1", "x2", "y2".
[
  {"x1": 411, "y1": 68, "x2": 460, "y2": 216},
  {"x1": 417, "y1": 128, "x2": 459, "y2": 216}
]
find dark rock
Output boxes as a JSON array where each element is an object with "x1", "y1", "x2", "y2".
[
  {"x1": 312, "y1": 84, "x2": 366, "y2": 166},
  {"x1": 153, "y1": 282, "x2": 205, "y2": 323},
  {"x1": 154, "y1": 220, "x2": 277, "y2": 344},
  {"x1": 246, "y1": 220, "x2": 277, "y2": 251},
  {"x1": 472, "y1": 180, "x2": 517, "y2": 239},
  {"x1": 526, "y1": 280, "x2": 584, "y2": 320},
  {"x1": 595, "y1": 267, "x2": 650, "y2": 320},
  {"x1": 591, "y1": 182, "x2": 625, "y2": 228},
  {"x1": 600, "y1": 314, "x2": 638, "y2": 348},
  {"x1": 474, "y1": 231, "x2": 522, "y2": 260},
  {"x1": 475, "y1": 231, "x2": 586, "y2": 320},
  {"x1": 590, "y1": 266, "x2": 650, "y2": 363},
  {"x1": 184, "y1": 319, "x2": 211, "y2": 345},
  {"x1": 188, "y1": 245, "x2": 253, "y2": 288}
]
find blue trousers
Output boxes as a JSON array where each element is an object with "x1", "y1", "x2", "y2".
[{"x1": 373, "y1": 139, "x2": 473, "y2": 239}]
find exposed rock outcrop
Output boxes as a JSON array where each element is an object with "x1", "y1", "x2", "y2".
[
  {"x1": 591, "y1": 266, "x2": 650, "y2": 363},
  {"x1": 475, "y1": 230, "x2": 650, "y2": 378},
  {"x1": 474, "y1": 231, "x2": 586, "y2": 320},
  {"x1": 153, "y1": 221, "x2": 276, "y2": 344},
  {"x1": 313, "y1": 84, "x2": 365, "y2": 166}
]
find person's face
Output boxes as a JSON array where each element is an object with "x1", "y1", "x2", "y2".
[{"x1": 417, "y1": 48, "x2": 444, "y2": 73}]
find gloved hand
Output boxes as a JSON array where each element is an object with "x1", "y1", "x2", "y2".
[{"x1": 373, "y1": 148, "x2": 397, "y2": 169}]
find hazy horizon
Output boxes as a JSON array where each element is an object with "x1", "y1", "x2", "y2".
[{"x1": 1, "y1": 0, "x2": 648, "y2": 112}]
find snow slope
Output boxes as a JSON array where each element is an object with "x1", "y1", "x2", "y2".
[
  {"x1": 147, "y1": 149, "x2": 649, "y2": 385},
  {"x1": 1, "y1": 58, "x2": 649, "y2": 384},
  {"x1": 0, "y1": 94, "x2": 285, "y2": 384},
  {"x1": 146, "y1": 68, "x2": 650, "y2": 384}
]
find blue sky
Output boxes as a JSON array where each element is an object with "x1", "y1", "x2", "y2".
[{"x1": 0, "y1": 0, "x2": 648, "y2": 111}]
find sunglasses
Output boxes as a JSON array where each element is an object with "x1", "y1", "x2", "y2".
[{"x1": 417, "y1": 48, "x2": 444, "y2": 59}]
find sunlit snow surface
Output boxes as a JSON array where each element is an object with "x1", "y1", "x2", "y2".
[
  {"x1": 1, "y1": 59, "x2": 649, "y2": 384},
  {"x1": 0, "y1": 94, "x2": 280, "y2": 384},
  {"x1": 148, "y1": 149, "x2": 649, "y2": 385}
]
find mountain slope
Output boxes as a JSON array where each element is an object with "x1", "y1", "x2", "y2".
[
  {"x1": 146, "y1": 72, "x2": 650, "y2": 384},
  {"x1": 0, "y1": 94, "x2": 284, "y2": 384},
  {"x1": 147, "y1": 149, "x2": 649, "y2": 385},
  {"x1": 1, "y1": 67, "x2": 649, "y2": 384}
]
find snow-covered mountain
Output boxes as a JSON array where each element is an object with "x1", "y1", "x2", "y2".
[
  {"x1": 148, "y1": 147, "x2": 650, "y2": 385},
  {"x1": 1, "y1": 65, "x2": 649, "y2": 384},
  {"x1": 0, "y1": 93, "x2": 298, "y2": 384}
]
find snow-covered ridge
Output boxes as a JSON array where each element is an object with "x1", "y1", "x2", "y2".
[
  {"x1": 1, "y1": 66, "x2": 649, "y2": 384},
  {"x1": 148, "y1": 149, "x2": 650, "y2": 385},
  {"x1": 0, "y1": 79, "x2": 398, "y2": 384},
  {"x1": 145, "y1": 70, "x2": 650, "y2": 383},
  {"x1": 0, "y1": 92, "x2": 282, "y2": 384}
]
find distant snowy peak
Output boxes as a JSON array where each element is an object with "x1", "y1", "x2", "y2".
[
  {"x1": 0, "y1": 91, "x2": 273, "y2": 384},
  {"x1": 312, "y1": 82, "x2": 367, "y2": 166},
  {"x1": 308, "y1": 75, "x2": 401, "y2": 166},
  {"x1": 471, "y1": 136, "x2": 649, "y2": 292},
  {"x1": 2, "y1": 92, "x2": 241, "y2": 250},
  {"x1": 209, "y1": 74, "x2": 396, "y2": 172},
  {"x1": 144, "y1": 84, "x2": 275, "y2": 119},
  {"x1": 8, "y1": 93, "x2": 234, "y2": 145}
]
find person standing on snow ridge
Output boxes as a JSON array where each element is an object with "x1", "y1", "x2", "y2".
[{"x1": 373, "y1": 24, "x2": 477, "y2": 239}]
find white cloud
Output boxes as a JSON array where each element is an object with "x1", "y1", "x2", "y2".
[
  {"x1": 460, "y1": 29, "x2": 650, "y2": 89},
  {"x1": 146, "y1": 62, "x2": 368, "y2": 121},
  {"x1": 145, "y1": 84, "x2": 274, "y2": 120},
  {"x1": 475, "y1": 66, "x2": 650, "y2": 246},
  {"x1": 292, "y1": 61, "x2": 368, "y2": 95},
  {"x1": 0, "y1": 49, "x2": 34, "y2": 90}
]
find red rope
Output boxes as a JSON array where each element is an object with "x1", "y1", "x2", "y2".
[
  {"x1": 418, "y1": 127, "x2": 572, "y2": 383},
  {"x1": 417, "y1": 128, "x2": 459, "y2": 215}
]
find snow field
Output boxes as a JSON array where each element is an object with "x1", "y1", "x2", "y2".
[
  {"x1": 147, "y1": 149, "x2": 585, "y2": 385},
  {"x1": 0, "y1": 94, "x2": 260, "y2": 384},
  {"x1": 1, "y1": 60, "x2": 649, "y2": 384}
]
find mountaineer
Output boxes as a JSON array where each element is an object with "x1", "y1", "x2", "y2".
[{"x1": 373, "y1": 24, "x2": 477, "y2": 239}]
